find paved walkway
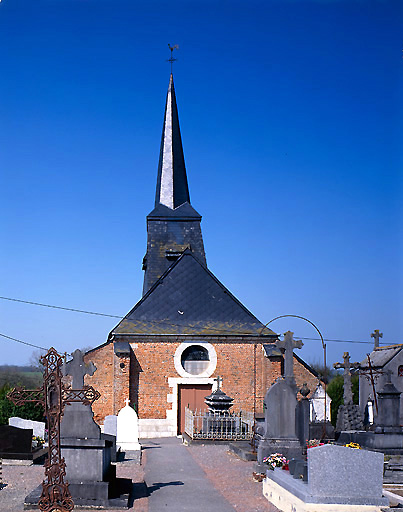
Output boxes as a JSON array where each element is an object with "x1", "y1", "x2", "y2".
[{"x1": 143, "y1": 438, "x2": 236, "y2": 512}]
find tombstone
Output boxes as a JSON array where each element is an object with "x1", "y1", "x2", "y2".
[
  {"x1": 117, "y1": 399, "x2": 141, "y2": 452},
  {"x1": 334, "y1": 352, "x2": 363, "y2": 431},
  {"x1": 0, "y1": 425, "x2": 32, "y2": 458},
  {"x1": 58, "y1": 349, "x2": 127, "y2": 507},
  {"x1": 263, "y1": 444, "x2": 389, "y2": 509},
  {"x1": 296, "y1": 383, "x2": 310, "y2": 446},
  {"x1": 0, "y1": 425, "x2": 47, "y2": 464},
  {"x1": 104, "y1": 415, "x2": 118, "y2": 437},
  {"x1": 9, "y1": 417, "x2": 46, "y2": 440},
  {"x1": 257, "y1": 378, "x2": 302, "y2": 464},
  {"x1": 375, "y1": 370, "x2": 401, "y2": 432},
  {"x1": 257, "y1": 332, "x2": 304, "y2": 465}
]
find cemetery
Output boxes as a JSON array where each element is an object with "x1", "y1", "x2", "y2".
[{"x1": 3, "y1": 335, "x2": 403, "y2": 511}]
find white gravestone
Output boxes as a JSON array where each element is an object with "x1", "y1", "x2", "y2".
[
  {"x1": 309, "y1": 383, "x2": 332, "y2": 422},
  {"x1": 9, "y1": 417, "x2": 45, "y2": 439},
  {"x1": 104, "y1": 415, "x2": 118, "y2": 437},
  {"x1": 117, "y1": 399, "x2": 141, "y2": 451}
]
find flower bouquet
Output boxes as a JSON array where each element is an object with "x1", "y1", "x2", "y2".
[
  {"x1": 344, "y1": 442, "x2": 361, "y2": 449},
  {"x1": 263, "y1": 453, "x2": 287, "y2": 470}
]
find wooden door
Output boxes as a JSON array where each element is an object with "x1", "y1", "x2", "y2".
[{"x1": 177, "y1": 384, "x2": 211, "y2": 435}]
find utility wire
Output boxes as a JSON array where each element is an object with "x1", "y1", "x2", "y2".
[
  {"x1": 0, "y1": 332, "x2": 48, "y2": 351},
  {"x1": 0, "y1": 295, "x2": 395, "y2": 346},
  {"x1": 0, "y1": 296, "x2": 122, "y2": 319}
]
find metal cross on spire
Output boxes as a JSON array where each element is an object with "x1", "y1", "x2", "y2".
[{"x1": 167, "y1": 43, "x2": 179, "y2": 73}]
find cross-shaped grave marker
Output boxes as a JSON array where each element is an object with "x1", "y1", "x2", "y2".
[
  {"x1": 371, "y1": 329, "x2": 383, "y2": 349},
  {"x1": 333, "y1": 351, "x2": 360, "y2": 405},
  {"x1": 276, "y1": 331, "x2": 303, "y2": 390},
  {"x1": 8, "y1": 347, "x2": 100, "y2": 512}
]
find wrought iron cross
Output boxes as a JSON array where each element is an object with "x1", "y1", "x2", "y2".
[
  {"x1": 167, "y1": 43, "x2": 179, "y2": 73},
  {"x1": 276, "y1": 331, "x2": 303, "y2": 390},
  {"x1": 333, "y1": 351, "x2": 359, "y2": 405},
  {"x1": 8, "y1": 347, "x2": 100, "y2": 512}
]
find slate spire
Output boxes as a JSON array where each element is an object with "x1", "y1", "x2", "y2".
[
  {"x1": 142, "y1": 74, "x2": 206, "y2": 295},
  {"x1": 155, "y1": 74, "x2": 190, "y2": 209}
]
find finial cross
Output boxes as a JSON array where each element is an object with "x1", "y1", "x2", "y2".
[
  {"x1": 215, "y1": 375, "x2": 223, "y2": 390},
  {"x1": 125, "y1": 398, "x2": 130, "y2": 407},
  {"x1": 334, "y1": 351, "x2": 359, "y2": 405},
  {"x1": 167, "y1": 43, "x2": 179, "y2": 73},
  {"x1": 276, "y1": 331, "x2": 303, "y2": 390},
  {"x1": 371, "y1": 329, "x2": 383, "y2": 349}
]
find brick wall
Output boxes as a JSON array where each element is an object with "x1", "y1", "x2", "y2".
[{"x1": 84, "y1": 338, "x2": 320, "y2": 425}]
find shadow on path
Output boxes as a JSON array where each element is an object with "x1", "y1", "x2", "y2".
[{"x1": 147, "y1": 480, "x2": 184, "y2": 495}]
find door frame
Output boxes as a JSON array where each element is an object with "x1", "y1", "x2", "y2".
[{"x1": 167, "y1": 377, "x2": 216, "y2": 436}]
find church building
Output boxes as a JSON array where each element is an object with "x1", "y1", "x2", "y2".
[{"x1": 84, "y1": 74, "x2": 319, "y2": 438}]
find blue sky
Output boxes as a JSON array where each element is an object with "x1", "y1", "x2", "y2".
[{"x1": 0, "y1": 0, "x2": 402, "y2": 367}]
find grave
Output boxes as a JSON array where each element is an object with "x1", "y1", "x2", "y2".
[
  {"x1": 333, "y1": 352, "x2": 363, "y2": 432},
  {"x1": 20, "y1": 348, "x2": 129, "y2": 510},
  {"x1": 257, "y1": 332, "x2": 304, "y2": 466},
  {"x1": 0, "y1": 425, "x2": 46, "y2": 463},
  {"x1": 339, "y1": 370, "x2": 403, "y2": 455},
  {"x1": 9, "y1": 417, "x2": 46, "y2": 440},
  {"x1": 58, "y1": 349, "x2": 125, "y2": 507},
  {"x1": 117, "y1": 399, "x2": 141, "y2": 454},
  {"x1": 263, "y1": 444, "x2": 389, "y2": 511}
]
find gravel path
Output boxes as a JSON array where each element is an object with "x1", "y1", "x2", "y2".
[{"x1": 0, "y1": 441, "x2": 275, "y2": 511}]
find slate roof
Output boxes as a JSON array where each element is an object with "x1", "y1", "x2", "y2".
[
  {"x1": 155, "y1": 74, "x2": 190, "y2": 210},
  {"x1": 360, "y1": 345, "x2": 403, "y2": 368},
  {"x1": 112, "y1": 250, "x2": 276, "y2": 337}
]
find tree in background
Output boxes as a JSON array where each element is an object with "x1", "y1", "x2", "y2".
[
  {"x1": 327, "y1": 373, "x2": 359, "y2": 427},
  {"x1": 0, "y1": 383, "x2": 45, "y2": 425}
]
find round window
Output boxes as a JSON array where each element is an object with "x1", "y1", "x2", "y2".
[{"x1": 181, "y1": 345, "x2": 210, "y2": 375}]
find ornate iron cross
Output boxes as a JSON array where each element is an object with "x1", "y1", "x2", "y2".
[{"x1": 8, "y1": 347, "x2": 100, "y2": 512}]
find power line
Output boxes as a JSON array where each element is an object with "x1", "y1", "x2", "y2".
[
  {"x1": 0, "y1": 295, "x2": 394, "y2": 346},
  {"x1": 0, "y1": 332, "x2": 48, "y2": 351},
  {"x1": 0, "y1": 296, "x2": 122, "y2": 319}
]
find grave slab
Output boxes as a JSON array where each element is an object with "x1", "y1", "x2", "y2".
[{"x1": 263, "y1": 444, "x2": 389, "y2": 511}]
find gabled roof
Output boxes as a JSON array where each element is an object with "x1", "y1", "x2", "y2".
[
  {"x1": 112, "y1": 250, "x2": 276, "y2": 337},
  {"x1": 360, "y1": 344, "x2": 403, "y2": 368}
]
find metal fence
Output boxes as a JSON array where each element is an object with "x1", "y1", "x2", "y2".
[{"x1": 184, "y1": 407, "x2": 254, "y2": 440}]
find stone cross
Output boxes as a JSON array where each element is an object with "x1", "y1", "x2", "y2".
[
  {"x1": 334, "y1": 352, "x2": 359, "y2": 405},
  {"x1": 215, "y1": 375, "x2": 223, "y2": 390},
  {"x1": 64, "y1": 348, "x2": 96, "y2": 389},
  {"x1": 125, "y1": 398, "x2": 130, "y2": 407},
  {"x1": 8, "y1": 347, "x2": 100, "y2": 512},
  {"x1": 371, "y1": 329, "x2": 383, "y2": 349},
  {"x1": 276, "y1": 331, "x2": 303, "y2": 390}
]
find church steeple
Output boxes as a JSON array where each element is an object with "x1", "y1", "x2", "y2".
[
  {"x1": 155, "y1": 74, "x2": 190, "y2": 210},
  {"x1": 142, "y1": 74, "x2": 206, "y2": 295}
]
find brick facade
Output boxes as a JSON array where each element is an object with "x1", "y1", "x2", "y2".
[{"x1": 84, "y1": 337, "x2": 320, "y2": 431}]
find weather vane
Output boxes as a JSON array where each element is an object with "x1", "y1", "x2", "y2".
[{"x1": 167, "y1": 44, "x2": 179, "y2": 73}]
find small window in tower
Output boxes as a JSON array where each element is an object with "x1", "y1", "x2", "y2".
[
  {"x1": 181, "y1": 345, "x2": 209, "y2": 375},
  {"x1": 398, "y1": 366, "x2": 403, "y2": 377}
]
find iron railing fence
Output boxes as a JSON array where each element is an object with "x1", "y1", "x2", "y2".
[{"x1": 184, "y1": 407, "x2": 254, "y2": 440}]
